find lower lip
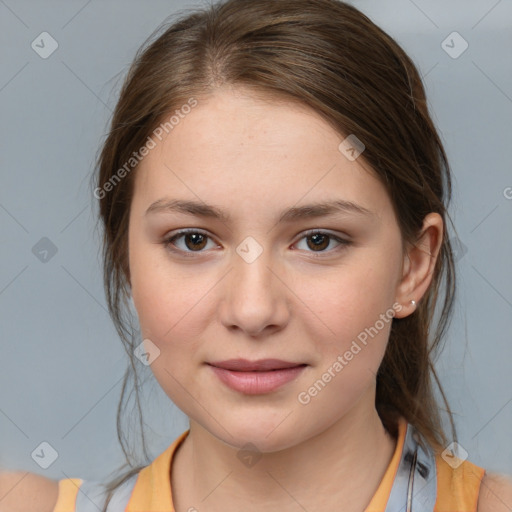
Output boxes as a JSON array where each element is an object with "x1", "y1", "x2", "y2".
[{"x1": 209, "y1": 365, "x2": 306, "y2": 394}]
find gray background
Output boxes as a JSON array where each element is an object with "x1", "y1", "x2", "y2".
[{"x1": 1, "y1": 0, "x2": 511, "y2": 484}]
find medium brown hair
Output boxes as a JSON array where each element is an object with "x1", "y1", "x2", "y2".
[{"x1": 93, "y1": 0, "x2": 457, "y2": 507}]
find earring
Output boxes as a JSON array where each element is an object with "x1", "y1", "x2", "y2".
[{"x1": 410, "y1": 300, "x2": 416, "y2": 307}]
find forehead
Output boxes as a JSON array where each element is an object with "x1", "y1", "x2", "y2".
[{"x1": 132, "y1": 87, "x2": 393, "y2": 223}]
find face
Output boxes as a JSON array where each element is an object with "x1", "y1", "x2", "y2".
[{"x1": 128, "y1": 86, "x2": 407, "y2": 452}]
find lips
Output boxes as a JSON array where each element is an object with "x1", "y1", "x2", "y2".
[
  {"x1": 207, "y1": 359, "x2": 307, "y2": 394},
  {"x1": 208, "y1": 358, "x2": 305, "y2": 372}
]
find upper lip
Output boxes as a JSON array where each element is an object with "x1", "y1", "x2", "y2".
[{"x1": 208, "y1": 359, "x2": 306, "y2": 372}]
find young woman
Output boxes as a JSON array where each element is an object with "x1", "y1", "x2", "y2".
[{"x1": 1, "y1": 0, "x2": 511, "y2": 511}]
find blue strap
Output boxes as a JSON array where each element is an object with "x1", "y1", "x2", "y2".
[
  {"x1": 75, "y1": 473, "x2": 138, "y2": 512},
  {"x1": 385, "y1": 422, "x2": 437, "y2": 512}
]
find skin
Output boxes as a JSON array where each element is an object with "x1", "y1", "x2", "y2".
[{"x1": 128, "y1": 85, "x2": 443, "y2": 512}]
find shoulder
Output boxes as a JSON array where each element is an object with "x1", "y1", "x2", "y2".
[
  {"x1": 0, "y1": 470, "x2": 58, "y2": 512},
  {"x1": 477, "y1": 471, "x2": 512, "y2": 512}
]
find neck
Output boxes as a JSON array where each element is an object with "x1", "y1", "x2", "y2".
[{"x1": 171, "y1": 396, "x2": 397, "y2": 512}]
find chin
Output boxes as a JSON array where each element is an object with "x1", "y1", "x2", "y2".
[{"x1": 204, "y1": 418, "x2": 304, "y2": 454}]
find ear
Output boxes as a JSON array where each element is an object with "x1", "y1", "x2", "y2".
[{"x1": 394, "y1": 212, "x2": 444, "y2": 319}]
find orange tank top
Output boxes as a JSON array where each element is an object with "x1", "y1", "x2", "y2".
[{"x1": 53, "y1": 417, "x2": 486, "y2": 511}]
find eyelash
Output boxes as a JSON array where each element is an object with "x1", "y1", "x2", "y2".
[{"x1": 162, "y1": 229, "x2": 352, "y2": 258}]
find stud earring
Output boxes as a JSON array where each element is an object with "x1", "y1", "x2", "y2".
[{"x1": 410, "y1": 300, "x2": 416, "y2": 307}]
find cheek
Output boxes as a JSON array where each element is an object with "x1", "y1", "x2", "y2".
[
  {"x1": 292, "y1": 264, "x2": 394, "y2": 426},
  {"x1": 296, "y1": 262, "x2": 396, "y2": 339},
  {"x1": 130, "y1": 258, "x2": 210, "y2": 414},
  {"x1": 129, "y1": 241, "x2": 217, "y2": 365},
  {"x1": 132, "y1": 271, "x2": 206, "y2": 343},
  {"x1": 292, "y1": 245, "x2": 400, "y2": 379},
  {"x1": 129, "y1": 234, "x2": 185, "y2": 335}
]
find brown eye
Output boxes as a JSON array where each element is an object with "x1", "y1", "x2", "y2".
[
  {"x1": 306, "y1": 233, "x2": 330, "y2": 251},
  {"x1": 182, "y1": 232, "x2": 208, "y2": 251},
  {"x1": 295, "y1": 230, "x2": 351, "y2": 256},
  {"x1": 163, "y1": 230, "x2": 215, "y2": 255}
]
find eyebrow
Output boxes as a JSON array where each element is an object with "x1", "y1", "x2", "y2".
[{"x1": 145, "y1": 198, "x2": 376, "y2": 223}]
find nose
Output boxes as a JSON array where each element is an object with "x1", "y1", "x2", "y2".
[{"x1": 218, "y1": 247, "x2": 290, "y2": 337}]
